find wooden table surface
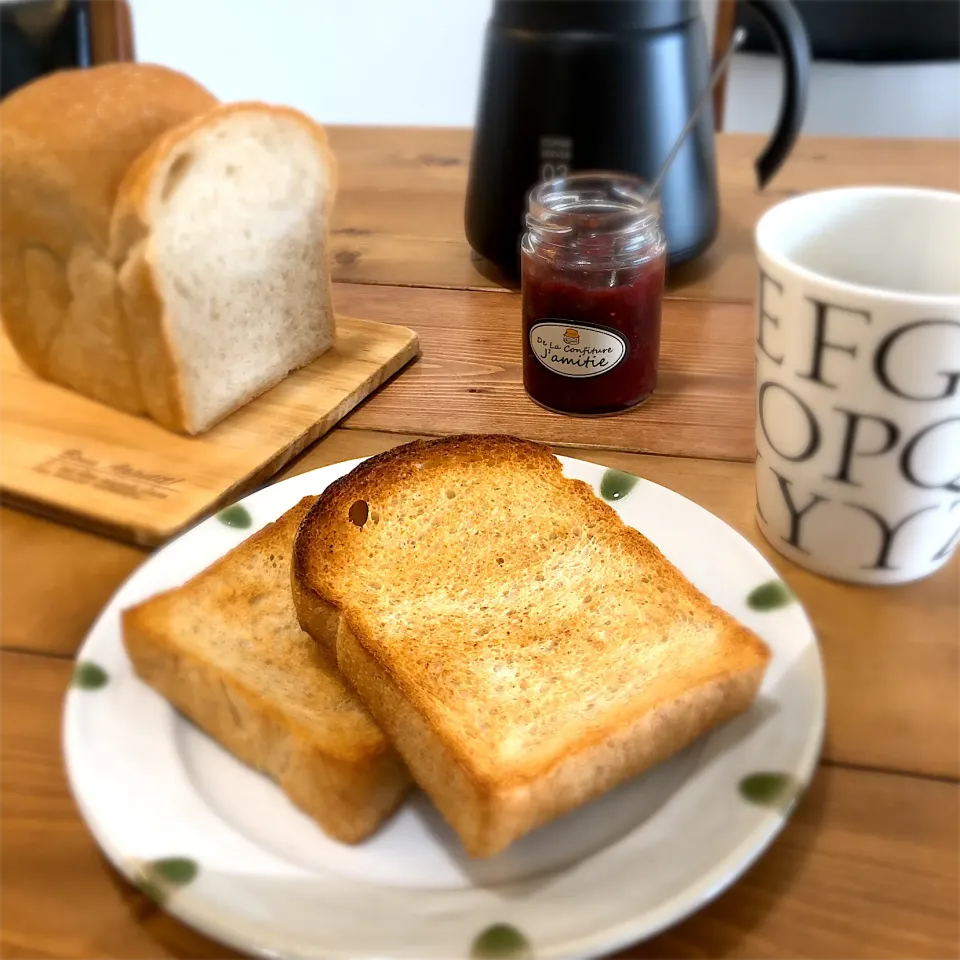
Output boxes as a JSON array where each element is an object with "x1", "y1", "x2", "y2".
[{"x1": 2, "y1": 130, "x2": 958, "y2": 959}]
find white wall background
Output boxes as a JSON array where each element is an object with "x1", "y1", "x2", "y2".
[
  {"x1": 130, "y1": 0, "x2": 960, "y2": 138},
  {"x1": 725, "y1": 54, "x2": 960, "y2": 139},
  {"x1": 130, "y1": 0, "x2": 490, "y2": 126}
]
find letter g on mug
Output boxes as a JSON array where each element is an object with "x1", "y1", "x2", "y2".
[{"x1": 754, "y1": 187, "x2": 960, "y2": 584}]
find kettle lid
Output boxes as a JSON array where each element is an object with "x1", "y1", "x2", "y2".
[{"x1": 492, "y1": 0, "x2": 700, "y2": 33}]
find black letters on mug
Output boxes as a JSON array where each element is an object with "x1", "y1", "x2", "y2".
[
  {"x1": 797, "y1": 298, "x2": 871, "y2": 389},
  {"x1": 874, "y1": 319, "x2": 960, "y2": 401},
  {"x1": 758, "y1": 381, "x2": 821, "y2": 462},
  {"x1": 756, "y1": 270, "x2": 785, "y2": 365},
  {"x1": 900, "y1": 417, "x2": 960, "y2": 493},
  {"x1": 755, "y1": 449, "x2": 767, "y2": 522},
  {"x1": 826, "y1": 407, "x2": 900, "y2": 486},
  {"x1": 933, "y1": 499, "x2": 960, "y2": 562},
  {"x1": 771, "y1": 468, "x2": 828, "y2": 554},
  {"x1": 845, "y1": 502, "x2": 938, "y2": 570}
]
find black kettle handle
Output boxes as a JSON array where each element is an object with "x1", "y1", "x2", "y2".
[{"x1": 741, "y1": 0, "x2": 811, "y2": 188}]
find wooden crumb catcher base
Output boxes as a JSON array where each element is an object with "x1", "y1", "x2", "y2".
[{"x1": 0, "y1": 315, "x2": 418, "y2": 546}]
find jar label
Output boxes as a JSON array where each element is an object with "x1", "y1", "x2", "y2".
[{"x1": 529, "y1": 321, "x2": 628, "y2": 379}]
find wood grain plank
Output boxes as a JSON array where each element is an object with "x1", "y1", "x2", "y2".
[
  {"x1": 2, "y1": 651, "x2": 955, "y2": 959},
  {"x1": 711, "y1": 0, "x2": 738, "y2": 130},
  {"x1": 0, "y1": 508, "x2": 144, "y2": 658},
  {"x1": 89, "y1": 0, "x2": 135, "y2": 63},
  {"x1": 331, "y1": 284, "x2": 756, "y2": 461},
  {"x1": 327, "y1": 128, "x2": 960, "y2": 301}
]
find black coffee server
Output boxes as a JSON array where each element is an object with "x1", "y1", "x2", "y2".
[{"x1": 464, "y1": 0, "x2": 811, "y2": 275}]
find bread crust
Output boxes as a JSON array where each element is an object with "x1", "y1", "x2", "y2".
[
  {"x1": 0, "y1": 64, "x2": 217, "y2": 413},
  {"x1": 123, "y1": 496, "x2": 409, "y2": 843},
  {"x1": 293, "y1": 435, "x2": 772, "y2": 856}
]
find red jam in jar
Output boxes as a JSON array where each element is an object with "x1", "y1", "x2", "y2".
[{"x1": 521, "y1": 173, "x2": 666, "y2": 416}]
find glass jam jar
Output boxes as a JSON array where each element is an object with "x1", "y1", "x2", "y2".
[{"x1": 521, "y1": 172, "x2": 666, "y2": 416}]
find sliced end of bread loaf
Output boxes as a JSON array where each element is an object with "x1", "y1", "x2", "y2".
[
  {"x1": 123, "y1": 496, "x2": 409, "y2": 843},
  {"x1": 293, "y1": 435, "x2": 771, "y2": 855},
  {"x1": 112, "y1": 103, "x2": 337, "y2": 434}
]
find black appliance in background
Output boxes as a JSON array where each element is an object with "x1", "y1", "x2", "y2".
[
  {"x1": 737, "y1": 0, "x2": 960, "y2": 62},
  {"x1": 1, "y1": 0, "x2": 92, "y2": 100},
  {"x1": 464, "y1": 0, "x2": 811, "y2": 276}
]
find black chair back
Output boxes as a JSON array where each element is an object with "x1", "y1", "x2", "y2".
[
  {"x1": 737, "y1": 0, "x2": 959, "y2": 63},
  {"x1": 2, "y1": 0, "x2": 93, "y2": 100}
]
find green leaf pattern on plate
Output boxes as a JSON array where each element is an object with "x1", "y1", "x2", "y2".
[
  {"x1": 216, "y1": 503, "x2": 252, "y2": 529},
  {"x1": 471, "y1": 923, "x2": 533, "y2": 959},
  {"x1": 72, "y1": 662, "x2": 108, "y2": 690},
  {"x1": 599, "y1": 468, "x2": 639, "y2": 502},
  {"x1": 739, "y1": 772, "x2": 800, "y2": 812},
  {"x1": 134, "y1": 856, "x2": 199, "y2": 905},
  {"x1": 746, "y1": 579, "x2": 796, "y2": 611}
]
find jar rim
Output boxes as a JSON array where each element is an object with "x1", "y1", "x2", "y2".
[
  {"x1": 524, "y1": 171, "x2": 664, "y2": 268},
  {"x1": 526, "y1": 171, "x2": 661, "y2": 236}
]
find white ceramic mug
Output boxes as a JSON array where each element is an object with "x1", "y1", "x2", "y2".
[{"x1": 754, "y1": 186, "x2": 960, "y2": 585}]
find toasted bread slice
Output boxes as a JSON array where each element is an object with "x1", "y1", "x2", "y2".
[
  {"x1": 293, "y1": 435, "x2": 771, "y2": 857},
  {"x1": 123, "y1": 496, "x2": 409, "y2": 843}
]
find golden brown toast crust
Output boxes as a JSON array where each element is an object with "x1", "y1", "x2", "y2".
[
  {"x1": 123, "y1": 496, "x2": 409, "y2": 843},
  {"x1": 293, "y1": 435, "x2": 771, "y2": 855}
]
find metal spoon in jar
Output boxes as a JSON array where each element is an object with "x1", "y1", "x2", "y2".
[{"x1": 646, "y1": 27, "x2": 748, "y2": 201}]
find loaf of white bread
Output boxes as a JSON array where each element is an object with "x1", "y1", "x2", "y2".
[{"x1": 0, "y1": 63, "x2": 337, "y2": 434}]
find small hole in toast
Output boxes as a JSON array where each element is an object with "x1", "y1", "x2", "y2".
[
  {"x1": 161, "y1": 151, "x2": 195, "y2": 202},
  {"x1": 172, "y1": 276, "x2": 194, "y2": 301},
  {"x1": 348, "y1": 499, "x2": 369, "y2": 528},
  {"x1": 496, "y1": 557, "x2": 504, "y2": 565},
  {"x1": 445, "y1": 488, "x2": 456, "y2": 499}
]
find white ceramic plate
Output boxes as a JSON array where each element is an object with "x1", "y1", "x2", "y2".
[{"x1": 64, "y1": 455, "x2": 824, "y2": 960}]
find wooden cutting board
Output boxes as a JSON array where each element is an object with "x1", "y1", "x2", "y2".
[{"x1": 0, "y1": 316, "x2": 418, "y2": 546}]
